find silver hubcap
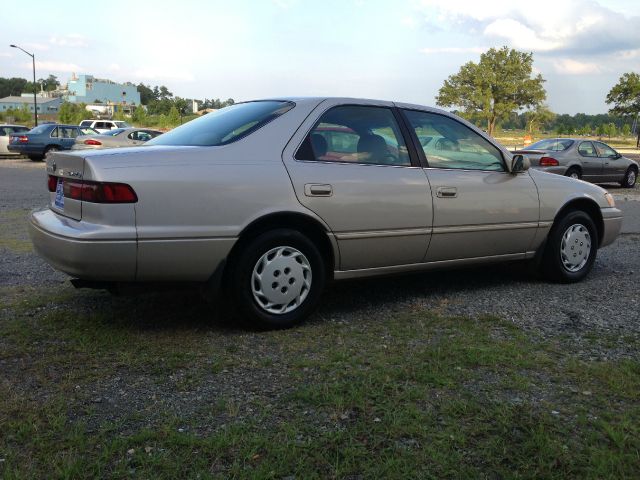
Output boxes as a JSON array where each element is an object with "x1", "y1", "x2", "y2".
[
  {"x1": 627, "y1": 171, "x2": 636, "y2": 186},
  {"x1": 251, "y1": 246, "x2": 312, "y2": 314},
  {"x1": 570, "y1": 172, "x2": 579, "y2": 179},
  {"x1": 560, "y1": 224, "x2": 591, "y2": 272}
]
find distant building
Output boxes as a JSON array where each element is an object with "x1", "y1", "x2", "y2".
[
  {"x1": 0, "y1": 96, "x2": 62, "y2": 113},
  {"x1": 66, "y1": 74, "x2": 140, "y2": 106}
]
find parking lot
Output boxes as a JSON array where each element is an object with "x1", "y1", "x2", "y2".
[{"x1": 1, "y1": 156, "x2": 640, "y2": 477}]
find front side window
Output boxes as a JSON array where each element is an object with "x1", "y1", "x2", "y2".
[
  {"x1": 295, "y1": 105, "x2": 411, "y2": 166},
  {"x1": 578, "y1": 141, "x2": 597, "y2": 157},
  {"x1": 594, "y1": 141, "x2": 617, "y2": 158},
  {"x1": 403, "y1": 110, "x2": 504, "y2": 171},
  {"x1": 148, "y1": 101, "x2": 294, "y2": 147}
]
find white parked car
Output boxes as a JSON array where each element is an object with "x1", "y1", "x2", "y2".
[
  {"x1": 0, "y1": 124, "x2": 30, "y2": 155},
  {"x1": 79, "y1": 119, "x2": 131, "y2": 133}
]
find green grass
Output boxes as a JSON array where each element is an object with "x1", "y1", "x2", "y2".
[
  {"x1": 0, "y1": 209, "x2": 33, "y2": 253},
  {"x1": 0, "y1": 290, "x2": 639, "y2": 479}
]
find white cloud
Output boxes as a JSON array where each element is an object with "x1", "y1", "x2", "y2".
[
  {"x1": 19, "y1": 43, "x2": 49, "y2": 52},
  {"x1": 49, "y1": 34, "x2": 89, "y2": 48},
  {"x1": 107, "y1": 63, "x2": 121, "y2": 72},
  {"x1": 132, "y1": 68, "x2": 194, "y2": 82},
  {"x1": 29, "y1": 61, "x2": 85, "y2": 72},
  {"x1": 553, "y1": 59, "x2": 602, "y2": 74},
  {"x1": 421, "y1": 47, "x2": 487, "y2": 54},
  {"x1": 414, "y1": 0, "x2": 640, "y2": 56},
  {"x1": 0, "y1": 52, "x2": 11, "y2": 58}
]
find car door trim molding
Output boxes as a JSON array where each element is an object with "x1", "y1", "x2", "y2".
[
  {"x1": 334, "y1": 221, "x2": 544, "y2": 240},
  {"x1": 335, "y1": 227, "x2": 432, "y2": 240}
]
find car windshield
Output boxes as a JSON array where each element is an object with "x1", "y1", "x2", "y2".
[
  {"x1": 528, "y1": 139, "x2": 574, "y2": 151},
  {"x1": 101, "y1": 128, "x2": 127, "y2": 136},
  {"x1": 146, "y1": 101, "x2": 294, "y2": 147},
  {"x1": 114, "y1": 121, "x2": 131, "y2": 128}
]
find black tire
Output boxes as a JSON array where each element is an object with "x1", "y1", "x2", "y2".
[
  {"x1": 542, "y1": 210, "x2": 597, "y2": 283},
  {"x1": 28, "y1": 155, "x2": 43, "y2": 162},
  {"x1": 229, "y1": 229, "x2": 326, "y2": 329},
  {"x1": 565, "y1": 167, "x2": 581, "y2": 180},
  {"x1": 44, "y1": 146, "x2": 60, "y2": 159},
  {"x1": 621, "y1": 167, "x2": 637, "y2": 188}
]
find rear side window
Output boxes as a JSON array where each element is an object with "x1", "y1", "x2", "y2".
[
  {"x1": 147, "y1": 101, "x2": 294, "y2": 147},
  {"x1": 403, "y1": 110, "x2": 504, "y2": 171},
  {"x1": 80, "y1": 120, "x2": 92, "y2": 127},
  {"x1": 295, "y1": 105, "x2": 411, "y2": 166}
]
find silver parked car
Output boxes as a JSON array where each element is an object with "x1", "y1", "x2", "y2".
[
  {"x1": 514, "y1": 138, "x2": 638, "y2": 187},
  {"x1": 0, "y1": 124, "x2": 29, "y2": 155},
  {"x1": 29, "y1": 98, "x2": 622, "y2": 329},
  {"x1": 72, "y1": 128, "x2": 163, "y2": 150}
]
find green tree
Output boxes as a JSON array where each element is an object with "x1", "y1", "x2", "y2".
[
  {"x1": 622, "y1": 124, "x2": 631, "y2": 136},
  {"x1": 58, "y1": 102, "x2": 88, "y2": 124},
  {"x1": 606, "y1": 72, "x2": 640, "y2": 146},
  {"x1": 131, "y1": 106, "x2": 147, "y2": 126},
  {"x1": 436, "y1": 46, "x2": 546, "y2": 136},
  {"x1": 596, "y1": 124, "x2": 606, "y2": 137},
  {"x1": 525, "y1": 104, "x2": 555, "y2": 133},
  {"x1": 167, "y1": 106, "x2": 180, "y2": 126},
  {"x1": 608, "y1": 122, "x2": 617, "y2": 138}
]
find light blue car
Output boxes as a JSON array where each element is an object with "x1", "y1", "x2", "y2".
[{"x1": 7, "y1": 123, "x2": 98, "y2": 161}]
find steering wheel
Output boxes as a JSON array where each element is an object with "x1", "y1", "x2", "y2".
[{"x1": 435, "y1": 138, "x2": 460, "y2": 151}]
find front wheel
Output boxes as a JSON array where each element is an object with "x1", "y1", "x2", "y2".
[
  {"x1": 542, "y1": 211, "x2": 597, "y2": 283},
  {"x1": 230, "y1": 229, "x2": 326, "y2": 329},
  {"x1": 621, "y1": 167, "x2": 637, "y2": 188},
  {"x1": 565, "y1": 167, "x2": 581, "y2": 180}
]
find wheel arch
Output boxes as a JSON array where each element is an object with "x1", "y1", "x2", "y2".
[
  {"x1": 228, "y1": 211, "x2": 337, "y2": 278},
  {"x1": 553, "y1": 198, "x2": 603, "y2": 247}
]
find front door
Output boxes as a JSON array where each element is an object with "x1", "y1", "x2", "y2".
[
  {"x1": 595, "y1": 141, "x2": 626, "y2": 181},
  {"x1": 400, "y1": 109, "x2": 540, "y2": 262},
  {"x1": 577, "y1": 141, "x2": 603, "y2": 180},
  {"x1": 281, "y1": 100, "x2": 433, "y2": 271}
]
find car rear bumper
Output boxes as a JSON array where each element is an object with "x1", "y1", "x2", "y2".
[
  {"x1": 600, "y1": 207, "x2": 622, "y2": 248},
  {"x1": 28, "y1": 209, "x2": 137, "y2": 281},
  {"x1": 7, "y1": 144, "x2": 43, "y2": 155}
]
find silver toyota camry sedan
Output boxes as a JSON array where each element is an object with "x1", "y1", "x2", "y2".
[
  {"x1": 29, "y1": 98, "x2": 623, "y2": 328},
  {"x1": 514, "y1": 138, "x2": 638, "y2": 187}
]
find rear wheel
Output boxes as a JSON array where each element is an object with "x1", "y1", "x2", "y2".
[
  {"x1": 542, "y1": 210, "x2": 597, "y2": 283},
  {"x1": 44, "y1": 146, "x2": 60, "y2": 160},
  {"x1": 230, "y1": 229, "x2": 326, "y2": 329},
  {"x1": 621, "y1": 167, "x2": 637, "y2": 188},
  {"x1": 565, "y1": 167, "x2": 581, "y2": 180}
]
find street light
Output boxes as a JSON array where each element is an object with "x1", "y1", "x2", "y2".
[{"x1": 9, "y1": 44, "x2": 38, "y2": 126}]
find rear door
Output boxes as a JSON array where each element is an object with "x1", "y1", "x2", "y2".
[
  {"x1": 281, "y1": 99, "x2": 433, "y2": 271},
  {"x1": 400, "y1": 108, "x2": 539, "y2": 262}
]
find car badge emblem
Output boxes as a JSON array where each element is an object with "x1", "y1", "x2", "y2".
[{"x1": 51, "y1": 160, "x2": 57, "y2": 172}]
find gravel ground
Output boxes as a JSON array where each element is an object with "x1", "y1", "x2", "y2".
[{"x1": 1, "y1": 156, "x2": 639, "y2": 355}]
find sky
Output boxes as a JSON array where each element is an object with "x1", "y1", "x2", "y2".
[{"x1": 1, "y1": 0, "x2": 639, "y2": 114}]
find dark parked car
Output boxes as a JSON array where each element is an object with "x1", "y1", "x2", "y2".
[
  {"x1": 514, "y1": 138, "x2": 638, "y2": 187},
  {"x1": 7, "y1": 124, "x2": 98, "y2": 161}
]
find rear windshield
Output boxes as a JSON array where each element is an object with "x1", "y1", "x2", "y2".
[
  {"x1": 528, "y1": 139, "x2": 574, "y2": 151},
  {"x1": 146, "y1": 101, "x2": 294, "y2": 147},
  {"x1": 114, "y1": 121, "x2": 131, "y2": 128},
  {"x1": 29, "y1": 124, "x2": 51, "y2": 134}
]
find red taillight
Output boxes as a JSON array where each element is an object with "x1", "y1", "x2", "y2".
[
  {"x1": 48, "y1": 176, "x2": 137, "y2": 203},
  {"x1": 84, "y1": 139, "x2": 102, "y2": 145},
  {"x1": 47, "y1": 175, "x2": 57, "y2": 192},
  {"x1": 539, "y1": 157, "x2": 559, "y2": 167},
  {"x1": 18, "y1": 135, "x2": 29, "y2": 143}
]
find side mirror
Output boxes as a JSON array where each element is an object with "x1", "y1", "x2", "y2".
[
  {"x1": 510, "y1": 154, "x2": 530, "y2": 173},
  {"x1": 610, "y1": 152, "x2": 622, "y2": 159}
]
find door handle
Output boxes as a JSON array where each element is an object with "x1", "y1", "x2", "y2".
[
  {"x1": 304, "y1": 183, "x2": 333, "y2": 197},
  {"x1": 436, "y1": 186, "x2": 457, "y2": 198}
]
